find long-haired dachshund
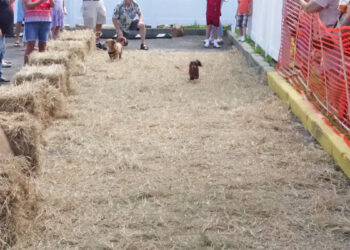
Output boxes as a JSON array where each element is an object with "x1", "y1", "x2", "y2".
[
  {"x1": 105, "y1": 39, "x2": 123, "y2": 61},
  {"x1": 189, "y1": 60, "x2": 202, "y2": 80}
]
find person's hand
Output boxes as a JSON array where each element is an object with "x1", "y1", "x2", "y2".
[
  {"x1": 0, "y1": 29, "x2": 2, "y2": 37},
  {"x1": 64, "y1": 6, "x2": 68, "y2": 15},
  {"x1": 117, "y1": 31, "x2": 123, "y2": 37},
  {"x1": 138, "y1": 20, "x2": 144, "y2": 25}
]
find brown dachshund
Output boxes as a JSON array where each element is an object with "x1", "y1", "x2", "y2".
[
  {"x1": 105, "y1": 39, "x2": 123, "y2": 61},
  {"x1": 171, "y1": 26, "x2": 184, "y2": 37},
  {"x1": 189, "y1": 60, "x2": 202, "y2": 80},
  {"x1": 116, "y1": 36, "x2": 128, "y2": 47}
]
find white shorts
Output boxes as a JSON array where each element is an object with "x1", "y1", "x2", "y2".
[{"x1": 82, "y1": 0, "x2": 106, "y2": 29}]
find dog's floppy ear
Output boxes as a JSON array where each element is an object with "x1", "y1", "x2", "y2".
[{"x1": 196, "y1": 60, "x2": 202, "y2": 67}]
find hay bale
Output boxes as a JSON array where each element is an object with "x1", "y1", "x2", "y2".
[
  {"x1": 0, "y1": 113, "x2": 41, "y2": 172},
  {"x1": 0, "y1": 80, "x2": 65, "y2": 125},
  {"x1": 12, "y1": 65, "x2": 70, "y2": 96},
  {"x1": 29, "y1": 51, "x2": 86, "y2": 76},
  {"x1": 58, "y1": 30, "x2": 96, "y2": 52},
  {"x1": 47, "y1": 40, "x2": 88, "y2": 61},
  {"x1": 0, "y1": 156, "x2": 38, "y2": 248}
]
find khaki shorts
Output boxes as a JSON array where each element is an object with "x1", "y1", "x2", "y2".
[{"x1": 82, "y1": 0, "x2": 106, "y2": 29}]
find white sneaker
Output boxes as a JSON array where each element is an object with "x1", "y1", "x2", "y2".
[
  {"x1": 204, "y1": 39, "x2": 210, "y2": 48},
  {"x1": 238, "y1": 36, "x2": 246, "y2": 42},
  {"x1": 213, "y1": 40, "x2": 221, "y2": 48},
  {"x1": 2, "y1": 60, "x2": 12, "y2": 68}
]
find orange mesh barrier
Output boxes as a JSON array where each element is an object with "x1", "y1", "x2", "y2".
[{"x1": 277, "y1": 0, "x2": 350, "y2": 133}]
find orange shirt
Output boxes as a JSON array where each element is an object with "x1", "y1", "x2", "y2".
[{"x1": 237, "y1": 0, "x2": 252, "y2": 14}]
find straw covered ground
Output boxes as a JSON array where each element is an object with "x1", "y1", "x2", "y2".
[{"x1": 16, "y1": 50, "x2": 350, "y2": 249}]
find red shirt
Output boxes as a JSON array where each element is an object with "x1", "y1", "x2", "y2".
[
  {"x1": 207, "y1": 0, "x2": 222, "y2": 17},
  {"x1": 238, "y1": 0, "x2": 252, "y2": 14},
  {"x1": 25, "y1": 0, "x2": 52, "y2": 22}
]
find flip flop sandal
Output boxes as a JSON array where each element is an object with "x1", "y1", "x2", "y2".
[{"x1": 140, "y1": 44, "x2": 149, "y2": 50}]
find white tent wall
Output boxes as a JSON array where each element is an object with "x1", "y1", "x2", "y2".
[{"x1": 248, "y1": 0, "x2": 283, "y2": 60}]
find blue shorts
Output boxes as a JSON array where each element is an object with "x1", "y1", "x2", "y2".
[
  {"x1": 25, "y1": 22, "x2": 51, "y2": 42},
  {"x1": 17, "y1": 0, "x2": 24, "y2": 23}
]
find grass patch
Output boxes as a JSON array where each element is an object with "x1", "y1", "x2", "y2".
[{"x1": 235, "y1": 28, "x2": 277, "y2": 68}]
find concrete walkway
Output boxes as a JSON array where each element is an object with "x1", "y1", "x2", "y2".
[{"x1": 2, "y1": 35, "x2": 232, "y2": 81}]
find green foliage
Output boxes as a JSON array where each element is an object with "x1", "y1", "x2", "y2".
[
  {"x1": 235, "y1": 28, "x2": 276, "y2": 68},
  {"x1": 265, "y1": 55, "x2": 277, "y2": 68},
  {"x1": 254, "y1": 45, "x2": 265, "y2": 56}
]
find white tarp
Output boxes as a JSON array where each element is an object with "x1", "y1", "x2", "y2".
[{"x1": 249, "y1": 0, "x2": 283, "y2": 60}]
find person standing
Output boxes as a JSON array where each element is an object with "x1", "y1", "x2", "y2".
[
  {"x1": 82, "y1": 0, "x2": 106, "y2": 49},
  {"x1": 24, "y1": 0, "x2": 55, "y2": 64},
  {"x1": 51, "y1": 0, "x2": 66, "y2": 39},
  {"x1": 209, "y1": 0, "x2": 227, "y2": 44},
  {"x1": 236, "y1": 0, "x2": 252, "y2": 42},
  {"x1": 204, "y1": 0, "x2": 222, "y2": 48},
  {"x1": 298, "y1": 0, "x2": 339, "y2": 28},
  {"x1": 0, "y1": 0, "x2": 14, "y2": 83},
  {"x1": 14, "y1": 0, "x2": 25, "y2": 46},
  {"x1": 112, "y1": 0, "x2": 148, "y2": 50}
]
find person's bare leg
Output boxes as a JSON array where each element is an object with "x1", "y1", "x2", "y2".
[
  {"x1": 242, "y1": 27, "x2": 247, "y2": 37},
  {"x1": 38, "y1": 41, "x2": 46, "y2": 52},
  {"x1": 206, "y1": 25, "x2": 212, "y2": 39},
  {"x1": 24, "y1": 41, "x2": 35, "y2": 64},
  {"x1": 239, "y1": 27, "x2": 244, "y2": 37},
  {"x1": 214, "y1": 27, "x2": 218, "y2": 40},
  {"x1": 15, "y1": 22, "x2": 22, "y2": 44},
  {"x1": 138, "y1": 23, "x2": 146, "y2": 45},
  {"x1": 95, "y1": 24, "x2": 102, "y2": 43}
]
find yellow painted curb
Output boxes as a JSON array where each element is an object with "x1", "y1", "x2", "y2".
[{"x1": 267, "y1": 71, "x2": 350, "y2": 178}]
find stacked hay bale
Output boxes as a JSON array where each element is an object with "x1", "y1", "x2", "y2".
[
  {"x1": 12, "y1": 64, "x2": 70, "y2": 96},
  {"x1": 0, "y1": 156, "x2": 38, "y2": 249},
  {"x1": 0, "y1": 81, "x2": 65, "y2": 125},
  {"x1": 29, "y1": 51, "x2": 85, "y2": 76},
  {"x1": 0, "y1": 29, "x2": 95, "y2": 247},
  {"x1": 58, "y1": 29, "x2": 96, "y2": 52},
  {"x1": 0, "y1": 112, "x2": 42, "y2": 173}
]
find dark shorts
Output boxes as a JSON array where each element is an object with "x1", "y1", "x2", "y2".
[
  {"x1": 236, "y1": 14, "x2": 249, "y2": 28},
  {"x1": 129, "y1": 19, "x2": 139, "y2": 31},
  {"x1": 206, "y1": 15, "x2": 220, "y2": 27},
  {"x1": 25, "y1": 21, "x2": 51, "y2": 42}
]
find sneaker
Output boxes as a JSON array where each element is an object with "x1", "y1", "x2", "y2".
[
  {"x1": 204, "y1": 39, "x2": 210, "y2": 48},
  {"x1": 213, "y1": 40, "x2": 221, "y2": 48},
  {"x1": 140, "y1": 44, "x2": 149, "y2": 50},
  {"x1": 96, "y1": 42, "x2": 107, "y2": 50},
  {"x1": 0, "y1": 77, "x2": 10, "y2": 83},
  {"x1": 238, "y1": 36, "x2": 246, "y2": 42},
  {"x1": 217, "y1": 38, "x2": 224, "y2": 44},
  {"x1": 2, "y1": 60, "x2": 12, "y2": 68}
]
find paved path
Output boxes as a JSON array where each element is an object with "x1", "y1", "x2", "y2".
[{"x1": 2, "y1": 35, "x2": 232, "y2": 81}]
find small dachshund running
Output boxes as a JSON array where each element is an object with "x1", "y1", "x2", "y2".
[
  {"x1": 105, "y1": 39, "x2": 123, "y2": 61},
  {"x1": 189, "y1": 60, "x2": 202, "y2": 80}
]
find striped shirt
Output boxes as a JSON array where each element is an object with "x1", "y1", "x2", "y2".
[{"x1": 25, "y1": 0, "x2": 52, "y2": 23}]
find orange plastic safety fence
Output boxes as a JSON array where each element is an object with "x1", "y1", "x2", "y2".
[{"x1": 277, "y1": 0, "x2": 350, "y2": 133}]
